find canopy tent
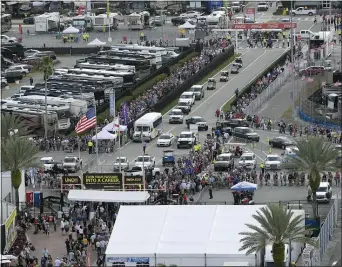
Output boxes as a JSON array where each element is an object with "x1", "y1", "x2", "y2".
[
  {"x1": 178, "y1": 21, "x2": 196, "y2": 29},
  {"x1": 92, "y1": 130, "x2": 116, "y2": 141},
  {"x1": 63, "y1": 26, "x2": 79, "y2": 34},
  {"x1": 105, "y1": 205, "x2": 305, "y2": 267},
  {"x1": 102, "y1": 121, "x2": 128, "y2": 132},
  {"x1": 88, "y1": 38, "x2": 106, "y2": 46},
  {"x1": 231, "y1": 181, "x2": 258, "y2": 191},
  {"x1": 68, "y1": 190, "x2": 150, "y2": 203}
]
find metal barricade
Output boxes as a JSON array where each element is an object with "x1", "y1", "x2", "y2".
[{"x1": 244, "y1": 66, "x2": 291, "y2": 116}]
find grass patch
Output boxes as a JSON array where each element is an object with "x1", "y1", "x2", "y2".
[
  {"x1": 198, "y1": 53, "x2": 241, "y2": 84},
  {"x1": 161, "y1": 98, "x2": 179, "y2": 115},
  {"x1": 282, "y1": 106, "x2": 293, "y2": 119}
]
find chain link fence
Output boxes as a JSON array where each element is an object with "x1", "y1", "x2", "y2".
[{"x1": 244, "y1": 65, "x2": 291, "y2": 116}]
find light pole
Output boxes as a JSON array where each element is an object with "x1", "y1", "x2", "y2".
[{"x1": 290, "y1": 0, "x2": 296, "y2": 119}]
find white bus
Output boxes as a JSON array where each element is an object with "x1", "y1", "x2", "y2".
[{"x1": 133, "y1": 112, "x2": 163, "y2": 142}]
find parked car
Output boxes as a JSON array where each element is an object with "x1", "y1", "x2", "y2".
[
  {"x1": 6, "y1": 65, "x2": 30, "y2": 75},
  {"x1": 180, "y1": 11, "x2": 202, "y2": 18},
  {"x1": 269, "y1": 136, "x2": 295, "y2": 149},
  {"x1": 1, "y1": 35, "x2": 17, "y2": 43},
  {"x1": 299, "y1": 66, "x2": 325, "y2": 76},
  {"x1": 23, "y1": 16, "x2": 35, "y2": 24},
  {"x1": 1, "y1": 77, "x2": 8, "y2": 88},
  {"x1": 171, "y1": 16, "x2": 187, "y2": 26}
]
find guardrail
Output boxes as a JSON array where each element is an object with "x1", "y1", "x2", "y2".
[{"x1": 244, "y1": 65, "x2": 291, "y2": 115}]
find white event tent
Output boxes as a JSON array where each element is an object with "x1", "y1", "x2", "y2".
[
  {"x1": 105, "y1": 205, "x2": 305, "y2": 267},
  {"x1": 92, "y1": 129, "x2": 116, "y2": 141},
  {"x1": 102, "y1": 121, "x2": 127, "y2": 133},
  {"x1": 68, "y1": 190, "x2": 150, "y2": 203},
  {"x1": 62, "y1": 26, "x2": 79, "y2": 34},
  {"x1": 88, "y1": 38, "x2": 106, "y2": 46},
  {"x1": 178, "y1": 21, "x2": 196, "y2": 29}
]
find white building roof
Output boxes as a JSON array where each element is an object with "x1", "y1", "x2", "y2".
[
  {"x1": 68, "y1": 190, "x2": 150, "y2": 203},
  {"x1": 106, "y1": 205, "x2": 276, "y2": 258}
]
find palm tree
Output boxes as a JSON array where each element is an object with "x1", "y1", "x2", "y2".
[
  {"x1": 1, "y1": 113, "x2": 28, "y2": 139},
  {"x1": 41, "y1": 56, "x2": 54, "y2": 141},
  {"x1": 1, "y1": 136, "x2": 40, "y2": 212},
  {"x1": 282, "y1": 136, "x2": 338, "y2": 218},
  {"x1": 239, "y1": 204, "x2": 317, "y2": 267}
]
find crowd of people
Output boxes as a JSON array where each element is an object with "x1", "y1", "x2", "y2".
[{"x1": 118, "y1": 39, "x2": 227, "y2": 124}]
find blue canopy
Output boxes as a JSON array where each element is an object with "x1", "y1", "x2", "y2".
[{"x1": 231, "y1": 181, "x2": 258, "y2": 191}]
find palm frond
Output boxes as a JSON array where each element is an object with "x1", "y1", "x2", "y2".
[
  {"x1": 1, "y1": 114, "x2": 29, "y2": 138},
  {"x1": 1, "y1": 136, "x2": 41, "y2": 171},
  {"x1": 239, "y1": 204, "x2": 318, "y2": 257}
]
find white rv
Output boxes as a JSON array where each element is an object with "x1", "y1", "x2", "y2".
[
  {"x1": 2, "y1": 100, "x2": 71, "y2": 130},
  {"x1": 92, "y1": 13, "x2": 122, "y2": 31},
  {"x1": 34, "y1": 12, "x2": 60, "y2": 33},
  {"x1": 75, "y1": 62, "x2": 136, "y2": 73},
  {"x1": 17, "y1": 95, "x2": 87, "y2": 115},
  {"x1": 127, "y1": 11, "x2": 150, "y2": 30}
]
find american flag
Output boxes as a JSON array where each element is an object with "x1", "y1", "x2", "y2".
[
  {"x1": 301, "y1": 75, "x2": 306, "y2": 81},
  {"x1": 113, "y1": 117, "x2": 120, "y2": 131},
  {"x1": 308, "y1": 78, "x2": 314, "y2": 83},
  {"x1": 75, "y1": 107, "x2": 96, "y2": 134}
]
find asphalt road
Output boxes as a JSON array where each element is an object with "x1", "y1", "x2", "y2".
[{"x1": 83, "y1": 48, "x2": 288, "y2": 173}]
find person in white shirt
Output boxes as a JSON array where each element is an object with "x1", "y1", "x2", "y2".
[{"x1": 54, "y1": 257, "x2": 61, "y2": 267}]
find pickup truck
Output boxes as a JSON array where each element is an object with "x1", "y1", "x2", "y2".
[
  {"x1": 296, "y1": 30, "x2": 316, "y2": 39},
  {"x1": 291, "y1": 7, "x2": 316, "y2": 16},
  {"x1": 124, "y1": 166, "x2": 161, "y2": 182}
]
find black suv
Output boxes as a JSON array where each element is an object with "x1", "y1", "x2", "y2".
[
  {"x1": 171, "y1": 17, "x2": 186, "y2": 26},
  {"x1": 233, "y1": 127, "x2": 260, "y2": 142},
  {"x1": 215, "y1": 119, "x2": 250, "y2": 134}
]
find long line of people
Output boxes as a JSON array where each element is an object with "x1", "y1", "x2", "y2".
[{"x1": 118, "y1": 39, "x2": 226, "y2": 125}]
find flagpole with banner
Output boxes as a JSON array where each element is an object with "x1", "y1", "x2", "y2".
[{"x1": 95, "y1": 105, "x2": 99, "y2": 172}]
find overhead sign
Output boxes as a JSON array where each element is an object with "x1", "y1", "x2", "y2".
[
  {"x1": 232, "y1": 22, "x2": 297, "y2": 30},
  {"x1": 83, "y1": 173, "x2": 123, "y2": 189},
  {"x1": 245, "y1": 7, "x2": 255, "y2": 21},
  {"x1": 62, "y1": 176, "x2": 81, "y2": 185}
]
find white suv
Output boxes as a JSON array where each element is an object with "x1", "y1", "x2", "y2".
[
  {"x1": 265, "y1": 154, "x2": 283, "y2": 170},
  {"x1": 316, "y1": 182, "x2": 332, "y2": 203},
  {"x1": 257, "y1": 2, "x2": 269, "y2": 11},
  {"x1": 7, "y1": 65, "x2": 30, "y2": 75},
  {"x1": 177, "y1": 131, "x2": 196, "y2": 149},
  {"x1": 1, "y1": 35, "x2": 17, "y2": 43},
  {"x1": 169, "y1": 108, "x2": 184, "y2": 124},
  {"x1": 238, "y1": 152, "x2": 257, "y2": 169},
  {"x1": 179, "y1": 92, "x2": 196, "y2": 106}
]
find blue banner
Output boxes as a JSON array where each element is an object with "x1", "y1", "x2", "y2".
[
  {"x1": 122, "y1": 102, "x2": 129, "y2": 125},
  {"x1": 109, "y1": 92, "x2": 115, "y2": 117}
]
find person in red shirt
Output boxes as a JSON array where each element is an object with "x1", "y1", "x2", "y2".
[{"x1": 334, "y1": 171, "x2": 340, "y2": 186}]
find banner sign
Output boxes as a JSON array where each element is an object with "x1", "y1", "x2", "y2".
[
  {"x1": 83, "y1": 173, "x2": 122, "y2": 189},
  {"x1": 245, "y1": 7, "x2": 255, "y2": 22},
  {"x1": 109, "y1": 91, "x2": 115, "y2": 117},
  {"x1": 124, "y1": 175, "x2": 143, "y2": 185},
  {"x1": 232, "y1": 22, "x2": 297, "y2": 30},
  {"x1": 62, "y1": 176, "x2": 81, "y2": 185}
]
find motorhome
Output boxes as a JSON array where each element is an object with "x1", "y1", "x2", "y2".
[
  {"x1": 17, "y1": 95, "x2": 88, "y2": 115},
  {"x1": 92, "y1": 13, "x2": 121, "y2": 31},
  {"x1": 62, "y1": 73, "x2": 124, "y2": 87},
  {"x1": 1, "y1": 99, "x2": 72, "y2": 130},
  {"x1": 75, "y1": 62, "x2": 136, "y2": 73},
  {"x1": 67, "y1": 68, "x2": 136, "y2": 88},
  {"x1": 207, "y1": 11, "x2": 227, "y2": 29},
  {"x1": 127, "y1": 11, "x2": 150, "y2": 30},
  {"x1": 72, "y1": 15, "x2": 93, "y2": 31},
  {"x1": 107, "y1": 49, "x2": 161, "y2": 67},
  {"x1": 34, "y1": 12, "x2": 61, "y2": 33},
  {"x1": 0, "y1": 105, "x2": 58, "y2": 135}
]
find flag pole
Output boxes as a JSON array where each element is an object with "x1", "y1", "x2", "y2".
[{"x1": 95, "y1": 105, "x2": 99, "y2": 172}]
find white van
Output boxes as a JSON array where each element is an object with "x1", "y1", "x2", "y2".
[{"x1": 133, "y1": 112, "x2": 163, "y2": 142}]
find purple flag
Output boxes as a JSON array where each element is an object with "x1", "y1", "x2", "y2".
[{"x1": 122, "y1": 102, "x2": 129, "y2": 125}]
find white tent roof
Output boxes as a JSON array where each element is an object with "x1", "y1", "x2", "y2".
[
  {"x1": 102, "y1": 121, "x2": 128, "y2": 132},
  {"x1": 106, "y1": 205, "x2": 271, "y2": 258},
  {"x1": 63, "y1": 26, "x2": 79, "y2": 34},
  {"x1": 68, "y1": 190, "x2": 150, "y2": 203},
  {"x1": 92, "y1": 129, "x2": 116, "y2": 141},
  {"x1": 88, "y1": 38, "x2": 106, "y2": 46},
  {"x1": 178, "y1": 21, "x2": 196, "y2": 29}
]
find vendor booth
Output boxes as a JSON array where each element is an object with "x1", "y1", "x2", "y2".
[
  {"x1": 91, "y1": 129, "x2": 117, "y2": 153},
  {"x1": 231, "y1": 181, "x2": 257, "y2": 205}
]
